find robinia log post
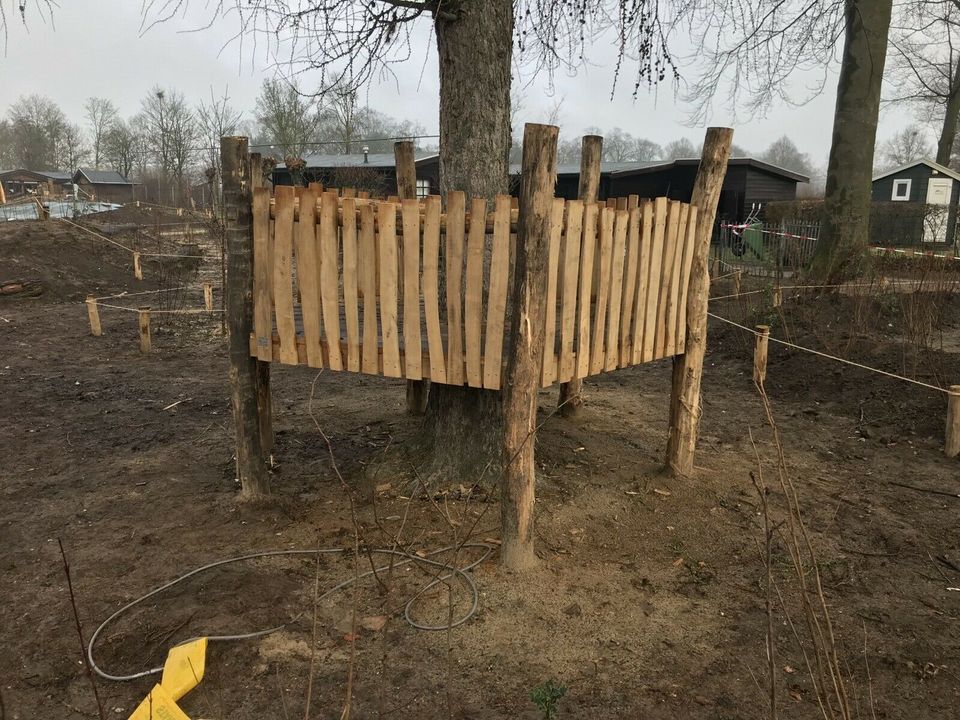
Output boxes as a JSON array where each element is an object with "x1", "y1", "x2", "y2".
[
  {"x1": 666, "y1": 127, "x2": 733, "y2": 476},
  {"x1": 501, "y1": 123, "x2": 558, "y2": 571},
  {"x1": 222, "y1": 136, "x2": 270, "y2": 497},
  {"x1": 133, "y1": 251, "x2": 143, "y2": 281},
  {"x1": 250, "y1": 153, "x2": 274, "y2": 454},
  {"x1": 203, "y1": 283, "x2": 214, "y2": 312},
  {"x1": 85, "y1": 295, "x2": 102, "y2": 337},
  {"x1": 395, "y1": 140, "x2": 430, "y2": 415},
  {"x1": 946, "y1": 385, "x2": 960, "y2": 458},
  {"x1": 137, "y1": 307, "x2": 152, "y2": 353},
  {"x1": 557, "y1": 134, "x2": 602, "y2": 417},
  {"x1": 753, "y1": 325, "x2": 770, "y2": 385}
]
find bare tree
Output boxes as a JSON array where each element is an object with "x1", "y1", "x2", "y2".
[
  {"x1": 140, "y1": 87, "x2": 199, "y2": 204},
  {"x1": 102, "y1": 119, "x2": 141, "y2": 178},
  {"x1": 197, "y1": 86, "x2": 243, "y2": 210},
  {"x1": 55, "y1": 123, "x2": 89, "y2": 170},
  {"x1": 761, "y1": 135, "x2": 813, "y2": 175},
  {"x1": 663, "y1": 137, "x2": 696, "y2": 159},
  {"x1": 254, "y1": 78, "x2": 320, "y2": 159},
  {"x1": 0, "y1": 0, "x2": 52, "y2": 50},
  {"x1": 886, "y1": 0, "x2": 960, "y2": 166},
  {"x1": 317, "y1": 78, "x2": 364, "y2": 153},
  {"x1": 7, "y1": 94, "x2": 68, "y2": 169},
  {"x1": 84, "y1": 97, "x2": 118, "y2": 169},
  {"x1": 877, "y1": 124, "x2": 934, "y2": 170}
]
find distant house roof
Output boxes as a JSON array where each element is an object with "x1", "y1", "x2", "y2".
[
  {"x1": 872, "y1": 158, "x2": 960, "y2": 183},
  {"x1": 74, "y1": 168, "x2": 133, "y2": 185},
  {"x1": 0, "y1": 168, "x2": 73, "y2": 182},
  {"x1": 264, "y1": 150, "x2": 438, "y2": 170},
  {"x1": 507, "y1": 157, "x2": 809, "y2": 184}
]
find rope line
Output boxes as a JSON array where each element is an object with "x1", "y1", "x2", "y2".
[
  {"x1": 92, "y1": 302, "x2": 221, "y2": 315},
  {"x1": 707, "y1": 311, "x2": 950, "y2": 394},
  {"x1": 59, "y1": 218, "x2": 134, "y2": 253},
  {"x1": 95, "y1": 286, "x2": 214, "y2": 301}
]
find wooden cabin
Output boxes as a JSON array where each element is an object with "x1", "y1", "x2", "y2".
[{"x1": 72, "y1": 168, "x2": 137, "y2": 204}]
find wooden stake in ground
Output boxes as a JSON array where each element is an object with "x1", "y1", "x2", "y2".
[
  {"x1": 222, "y1": 137, "x2": 270, "y2": 497},
  {"x1": 734, "y1": 269, "x2": 742, "y2": 297},
  {"x1": 250, "y1": 153, "x2": 274, "y2": 454},
  {"x1": 133, "y1": 251, "x2": 143, "y2": 281},
  {"x1": 558, "y1": 134, "x2": 602, "y2": 417},
  {"x1": 501, "y1": 123, "x2": 558, "y2": 571},
  {"x1": 665, "y1": 127, "x2": 733, "y2": 477},
  {"x1": 753, "y1": 325, "x2": 770, "y2": 385},
  {"x1": 395, "y1": 140, "x2": 430, "y2": 415},
  {"x1": 203, "y1": 283, "x2": 214, "y2": 312},
  {"x1": 946, "y1": 385, "x2": 960, "y2": 458},
  {"x1": 137, "y1": 306, "x2": 151, "y2": 353},
  {"x1": 85, "y1": 295, "x2": 102, "y2": 337}
]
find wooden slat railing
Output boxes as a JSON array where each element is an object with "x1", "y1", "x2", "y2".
[{"x1": 249, "y1": 189, "x2": 698, "y2": 390}]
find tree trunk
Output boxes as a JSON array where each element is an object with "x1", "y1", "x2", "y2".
[
  {"x1": 937, "y1": 57, "x2": 960, "y2": 166},
  {"x1": 418, "y1": 0, "x2": 513, "y2": 486},
  {"x1": 810, "y1": 0, "x2": 892, "y2": 282}
]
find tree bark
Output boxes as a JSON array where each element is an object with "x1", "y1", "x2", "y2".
[
  {"x1": 222, "y1": 136, "x2": 270, "y2": 497},
  {"x1": 418, "y1": 0, "x2": 513, "y2": 486},
  {"x1": 557, "y1": 135, "x2": 602, "y2": 417},
  {"x1": 501, "y1": 123, "x2": 558, "y2": 571},
  {"x1": 810, "y1": 0, "x2": 893, "y2": 282},
  {"x1": 665, "y1": 127, "x2": 733, "y2": 477},
  {"x1": 937, "y1": 57, "x2": 960, "y2": 166}
]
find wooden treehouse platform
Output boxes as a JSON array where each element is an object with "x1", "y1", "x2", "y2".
[{"x1": 250, "y1": 185, "x2": 699, "y2": 390}]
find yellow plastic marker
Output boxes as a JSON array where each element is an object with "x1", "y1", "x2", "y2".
[
  {"x1": 127, "y1": 683, "x2": 191, "y2": 720},
  {"x1": 127, "y1": 638, "x2": 207, "y2": 720},
  {"x1": 160, "y1": 638, "x2": 207, "y2": 701}
]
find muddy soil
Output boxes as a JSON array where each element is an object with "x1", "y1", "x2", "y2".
[{"x1": 1, "y1": 220, "x2": 959, "y2": 719}]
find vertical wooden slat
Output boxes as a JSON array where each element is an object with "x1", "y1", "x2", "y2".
[
  {"x1": 541, "y1": 197, "x2": 565, "y2": 386},
  {"x1": 483, "y1": 194, "x2": 512, "y2": 389},
  {"x1": 343, "y1": 187, "x2": 356, "y2": 199},
  {"x1": 464, "y1": 197, "x2": 486, "y2": 388},
  {"x1": 632, "y1": 201, "x2": 654, "y2": 365},
  {"x1": 272, "y1": 186, "x2": 298, "y2": 364},
  {"x1": 342, "y1": 198, "x2": 361, "y2": 371},
  {"x1": 589, "y1": 207, "x2": 614, "y2": 375},
  {"x1": 319, "y1": 192, "x2": 343, "y2": 370},
  {"x1": 655, "y1": 201, "x2": 682, "y2": 358},
  {"x1": 664, "y1": 204, "x2": 690, "y2": 357},
  {"x1": 252, "y1": 186, "x2": 273, "y2": 361},
  {"x1": 616, "y1": 197, "x2": 627, "y2": 212},
  {"x1": 575, "y1": 203, "x2": 598, "y2": 378},
  {"x1": 422, "y1": 196, "x2": 446, "y2": 383},
  {"x1": 604, "y1": 209, "x2": 628, "y2": 372},
  {"x1": 675, "y1": 206, "x2": 699, "y2": 354},
  {"x1": 445, "y1": 191, "x2": 466, "y2": 385},
  {"x1": 378, "y1": 201, "x2": 402, "y2": 377},
  {"x1": 641, "y1": 197, "x2": 668, "y2": 363},
  {"x1": 558, "y1": 201, "x2": 583, "y2": 383},
  {"x1": 359, "y1": 203, "x2": 380, "y2": 374},
  {"x1": 627, "y1": 195, "x2": 639, "y2": 210},
  {"x1": 295, "y1": 187, "x2": 324, "y2": 367},
  {"x1": 619, "y1": 206, "x2": 641, "y2": 367},
  {"x1": 401, "y1": 199, "x2": 423, "y2": 380}
]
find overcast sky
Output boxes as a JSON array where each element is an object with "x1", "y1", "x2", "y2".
[{"x1": 0, "y1": 1, "x2": 914, "y2": 170}]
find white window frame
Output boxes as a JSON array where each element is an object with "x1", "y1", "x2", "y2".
[
  {"x1": 415, "y1": 178, "x2": 430, "y2": 199},
  {"x1": 891, "y1": 178, "x2": 911, "y2": 201}
]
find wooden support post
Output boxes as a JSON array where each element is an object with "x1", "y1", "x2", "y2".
[
  {"x1": 773, "y1": 285, "x2": 782, "y2": 308},
  {"x1": 558, "y1": 134, "x2": 602, "y2": 417},
  {"x1": 946, "y1": 385, "x2": 960, "y2": 458},
  {"x1": 138, "y1": 307, "x2": 152, "y2": 353},
  {"x1": 753, "y1": 325, "x2": 770, "y2": 385},
  {"x1": 501, "y1": 123, "x2": 558, "y2": 571},
  {"x1": 223, "y1": 137, "x2": 270, "y2": 497},
  {"x1": 666, "y1": 127, "x2": 734, "y2": 477},
  {"x1": 85, "y1": 295, "x2": 102, "y2": 337},
  {"x1": 133, "y1": 251, "x2": 143, "y2": 280},
  {"x1": 395, "y1": 139, "x2": 429, "y2": 414},
  {"x1": 250, "y1": 152, "x2": 274, "y2": 454},
  {"x1": 734, "y1": 269, "x2": 742, "y2": 297},
  {"x1": 0, "y1": 181, "x2": 6, "y2": 205},
  {"x1": 203, "y1": 283, "x2": 214, "y2": 312}
]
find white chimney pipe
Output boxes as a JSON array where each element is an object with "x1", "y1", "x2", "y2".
[{"x1": 363, "y1": 146, "x2": 369, "y2": 164}]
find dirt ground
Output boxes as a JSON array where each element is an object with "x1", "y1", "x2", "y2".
[{"x1": 2, "y1": 217, "x2": 959, "y2": 719}]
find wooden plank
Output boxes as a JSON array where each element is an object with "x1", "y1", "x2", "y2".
[
  {"x1": 483, "y1": 194, "x2": 512, "y2": 390},
  {"x1": 616, "y1": 197, "x2": 627, "y2": 212},
  {"x1": 619, "y1": 206, "x2": 641, "y2": 367},
  {"x1": 342, "y1": 187, "x2": 356, "y2": 199},
  {"x1": 319, "y1": 192, "x2": 343, "y2": 370},
  {"x1": 641, "y1": 197, "x2": 668, "y2": 363},
  {"x1": 627, "y1": 195, "x2": 639, "y2": 210},
  {"x1": 464, "y1": 197, "x2": 486, "y2": 388},
  {"x1": 558, "y1": 201, "x2": 583, "y2": 383},
  {"x1": 604, "y1": 209, "x2": 628, "y2": 371},
  {"x1": 589, "y1": 207, "x2": 614, "y2": 376},
  {"x1": 272, "y1": 186, "x2": 298, "y2": 364},
  {"x1": 655, "y1": 201, "x2": 682, "y2": 358},
  {"x1": 664, "y1": 204, "x2": 690, "y2": 357},
  {"x1": 541, "y1": 197, "x2": 565, "y2": 386},
  {"x1": 342, "y1": 197, "x2": 361, "y2": 371},
  {"x1": 378, "y1": 201, "x2": 402, "y2": 377},
  {"x1": 252, "y1": 187, "x2": 273, "y2": 361},
  {"x1": 445, "y1": 191, "x2": 466, "y2": 385},
  {"x1": 675, "y1": 205, "x2": 699, "y2": 355},
  {"x1": 359, "y1": 203, "x2": 380, "y2": 374},
  {"x1": 631, "y1": 201, "x2": 654, "y2": 365},
  {"x1": 575, "y1": 203, "x2": 598, "y2": 379},
  {"x1": 422, "y1": 196, "x2": 446, "y2": 384},
  {"x1": 401, "y1": 199, "x2": 423, "y2": 380},
  {"x1": 294, "y1": 188, "x2": 324, "y2": 367}
]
